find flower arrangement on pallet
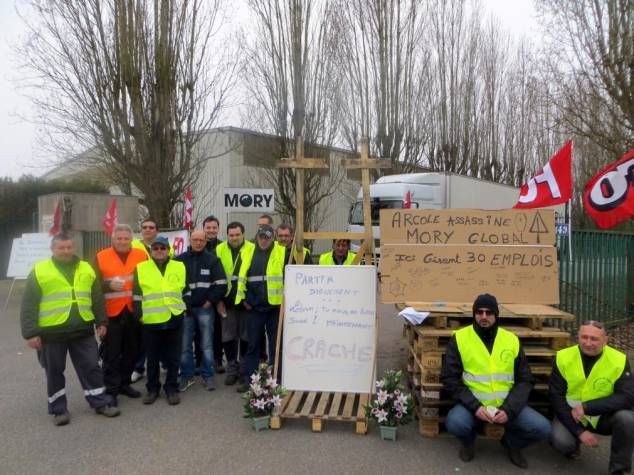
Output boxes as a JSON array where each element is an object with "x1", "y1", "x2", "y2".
[
  {"x1": 365, "y1": 369, "x2": 414, "y2": 440},
  {"x1": 243, "y1": 363, "x2": 287, "y2": 431}
]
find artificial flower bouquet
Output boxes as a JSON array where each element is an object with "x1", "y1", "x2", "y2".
[
  {"x1": 366, "y1": 369, "x2": 414, "y2": 427},
  {"x1": 243, "y1": 363, "x2": 287, "y2": 418}
]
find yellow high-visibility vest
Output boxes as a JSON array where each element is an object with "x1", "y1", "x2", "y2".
[
  {"x1": 236, "y1": 242, "x2": 285, "y2": 305},
  {"x1": 216, "y1": 240, "x2": 255, "y2": 298},
  {"x1": 556, "y1": 344, "x2": 626, "y2": 428},
  {"x1": 319, "y1": 251, "x2": 356, "y2": 265},
  {"x1": 455, "y1": 325, "x2": 519, "y2": 408},
  {"x1": 137, "y1": 259, "x2": 186, "y2": 324},
  {"x1": 34, "y1": 259, "x2": 96, "y2": 327}
]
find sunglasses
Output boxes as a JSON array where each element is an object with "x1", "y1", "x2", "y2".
[
  {"x1": 475, "y1": 309, "x2": 495, "y2": 316},
  {"x1": 581, "y1": 320, "x2": 605, "y2": 330},
  {"x1": 151, "y1": 246, "x2": 168, "y2": 251},
  {"x1": 142, "y1": 225, "x2": 156, "y2": 229}
]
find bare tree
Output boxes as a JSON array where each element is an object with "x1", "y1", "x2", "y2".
[
  {"x1": 18, "y1": 0, "x2": 236, "y2": 226},
  {"x1": 242, "y1": 0, "x2": 344, "y2": 234},
  {"x1": 535, "y1": 0, "x2": 633, "y2": 157},
  {"x1": 332, "y1": 0, "x2": 431, "y2": 172}
]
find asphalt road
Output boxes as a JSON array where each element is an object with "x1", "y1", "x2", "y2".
[{"x1": 0, "y1": 279, "x2": 616, "y2": 475}]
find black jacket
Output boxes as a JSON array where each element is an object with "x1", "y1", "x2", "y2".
[
  {"x1": 440, "y1": 323, "x2": 534, "y2": 420},
  {"x1": 549, "y1": 346, "x2": 634, "y2": 436},
  {"x1": 175, "y1": 248, "x2": 227, "y2": 311},
  {"x1": 20, "y1": 256, "x2": 107, "y2": 342}
]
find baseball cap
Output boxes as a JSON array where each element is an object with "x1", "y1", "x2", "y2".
[{"x1": 150, "y1": 236, "x2": 170, "y2": 247}]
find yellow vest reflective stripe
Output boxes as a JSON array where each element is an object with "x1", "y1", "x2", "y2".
[
  {"x1": 319, "y1": 251, "x2": 356, "y2": 265},
  {"x1": 455, "y1": 325, "x2": 519, "y2": 408},
  {"x1": 137, "y1": 259, "x2": 186, "y2": 324},
  {"x1": 556, "y1": 345, "x2": 626, "y2": 428},
  {"x1": 34, "y1": 259, "x2": 96, "y2": 327},
  {"x1": 236, "y1": 242, "x2": 286, "y2": 305},
  {"x1": 216, "y1": 240, "x2": 255, "y2": 298},
  {"x1": 132, "y1": 239, "x2": 174, "y2": 257}
]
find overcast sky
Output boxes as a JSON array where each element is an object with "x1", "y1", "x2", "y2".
[{"x1": 0, "y1": 0, "x2": 538, "y2": 180}]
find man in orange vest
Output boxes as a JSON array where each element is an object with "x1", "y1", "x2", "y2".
[{"x1": 96, "y1": 224, "x2": 148, "y2": 402}]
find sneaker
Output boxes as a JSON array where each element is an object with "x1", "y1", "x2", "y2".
[
  {"x1": 459, "y1": 444, "x2": 475, "y2": 462},
  {"x1": 95, "y1": 405, "x2": 121, "y2": 418},
  {"x1": 225, "y1": 374, "x2": 238, "y2": 386},
  {"x1": 501, "y1": 438, "x2": 528, "y2": 469},
  {"x1": 130, "y1": 371, "x2": 144, "y2": 383},
  {"x1": 166, "y1": 393, "x2": 181, "y2": 405},
  {"x1": 53, "y1": 411, "x2": 70, "y2": 426},
  {"x1": 178, "y1": 378, "x2": 195, "y2": 392},
  {"x1": 236, "y1": 382, "x2": 249, "y2": 393},
  {"x1": 119, "y1": 385, "x2": 141, "y2": 398},
  {"x1": 143, "y1": 392, "x2": 159, "y2": 405},
  {"x1": 204, "y1": 377, "x2": 216, "y2": 391}
]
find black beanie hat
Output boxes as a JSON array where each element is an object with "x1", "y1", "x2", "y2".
[{"x1": 472, "y1": 293, "x2": 499, "y2": 317}]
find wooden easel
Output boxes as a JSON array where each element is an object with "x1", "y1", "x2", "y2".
[{"x1": 271, "y1": 135, "x2": 389, "y2": 433}]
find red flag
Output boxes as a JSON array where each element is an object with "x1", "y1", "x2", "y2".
[
  {"x1": 183, "y1": 187, "x2": 193, "y2": 228},
  {"x1": 403, "y1": 190, "x2": 412, "y2": 209},
  {"x1": 49, "y1": 197, "x2": 62, "y2": 236},
  {"x1": 102, "y1": 198, "x2": 118, "y2": 235},
  {"x1": 514, "y1": 141, "x2": 573, "y2": 209},
  {"x1": 583, "y1": 148, "x2": 634, "y2": 229}
]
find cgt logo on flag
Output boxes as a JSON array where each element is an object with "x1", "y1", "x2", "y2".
[
  {"x1": 584, "y1": 148, "x2": 634, "y2": 229},
  {"x1": 514, "y1": 141, "x2": 573, "y2": 209}
]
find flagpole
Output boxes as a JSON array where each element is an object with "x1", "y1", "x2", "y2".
[{"x1": 568, "y1": 140, "x2": 573, "y2": 262}]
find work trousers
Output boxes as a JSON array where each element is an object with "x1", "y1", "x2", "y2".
[
  {"x1": 143, "y1": 323, "x2": 183, "y2": 395},
  {"x1": 102, "y1": 309, "x2": 141, "y2": 394},
  {"x1": 222, "y1": 305, "x2": 248, "y2": 377},
  {"x1": 38, "y1": 334, "x2": 112, "y2": 415},
  {"x1": 551, "y1": 412, "x2": 634, "y2": 474},
  {"x1": 244, "y1": 307, "x2": 279, "y2": 384}
]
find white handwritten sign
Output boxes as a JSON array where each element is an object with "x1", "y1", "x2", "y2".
[
  {"x1": 7, "y1": 234, "x2": 53, "y2": 279},
  {"x1": 282, "y1": 265, "x2": 377, "y2": 393}
]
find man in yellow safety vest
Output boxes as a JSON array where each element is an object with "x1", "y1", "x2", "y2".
[
  {"x1": 549, "y1": 320, "x2": 634, "y2": 475},
  {"x1": 20, "y1": 233, "x2": 120, "y2": 425},
  {"x1": 441, "y1": 293, "x2": 551, "y2": 468},
  {"x1": 235, "y1": 224, "x2": 285, "y2": 393},
  {"x1": 133, "y1": 236, "x2": 186, "y2": 406},
  {"x1": 319, "y1": 239, "x2": 356, "y2": 265}
]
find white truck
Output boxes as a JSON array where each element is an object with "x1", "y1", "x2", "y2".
[{"x1": 347, "y1": 172, "x2": 521, "y2": 255}]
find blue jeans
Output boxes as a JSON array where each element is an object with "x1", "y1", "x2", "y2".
[
  {"x1": 180, "y1": 307, "x2": 215, "y2": 380},
  {"x1": 446, "y1": 404, "x2": 551, "y2": 449},
  {"x1": 244, "y1": 307, "x2": 279, "y2": 384}
]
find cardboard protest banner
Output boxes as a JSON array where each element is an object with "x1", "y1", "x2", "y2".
[
  {"x1": 282, "y1": 265, "x2": 376, "y2": 393},
  {"x1": 380, "y1": 244, "x2": 559, "y2": 304},
  {"x1": 380, "y1": 208, "x2": 556, "y2": 245}
]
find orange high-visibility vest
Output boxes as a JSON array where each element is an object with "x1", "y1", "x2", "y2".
[{"x1": 96, "y1": 247, "x2": 147, "y2": 317}]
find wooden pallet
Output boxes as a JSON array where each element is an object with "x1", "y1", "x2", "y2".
[
  {"x1": 271, "y1": 391, "x2": 369, "y2": 434},
  {"x1": 402, "y1": 302, "x2": 574, "y2": 330}
]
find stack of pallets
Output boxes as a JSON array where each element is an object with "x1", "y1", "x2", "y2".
[{"x1": 401, "y1": 302, "x2": 574, "y2": 438}]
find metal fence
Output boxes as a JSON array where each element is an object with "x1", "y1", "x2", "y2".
[{"x1": 558, "y1": 230, "x2": 634, "y2": 329}]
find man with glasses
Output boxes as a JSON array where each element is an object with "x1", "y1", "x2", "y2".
[
  {"x1": 549, "y1": 320, "x2": 634, "y2": 475},
  {"x1": 176, "y1": 230, "x2": 227, "y2": 392},
  {"x1": 441, "y1": 293, "x2": 551, "y2": 468},
  {"x1": 235, "y1": 224, "x2": 285, "y2": 393},
  {"x1": 133, "y1": 236, "x2": 186, "y2": 405}
]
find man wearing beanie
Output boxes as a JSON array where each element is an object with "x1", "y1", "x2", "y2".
[{"x1": 441, "y1": 293, "x2": 551, "y2": 468}]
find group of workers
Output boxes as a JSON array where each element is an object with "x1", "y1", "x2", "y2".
[
  {"x1": 19, "y1": 214, "x2": 357, "y2": 413},
  {"x1": 18, "y1": 214, "x2": 633, "y2": 474}
]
